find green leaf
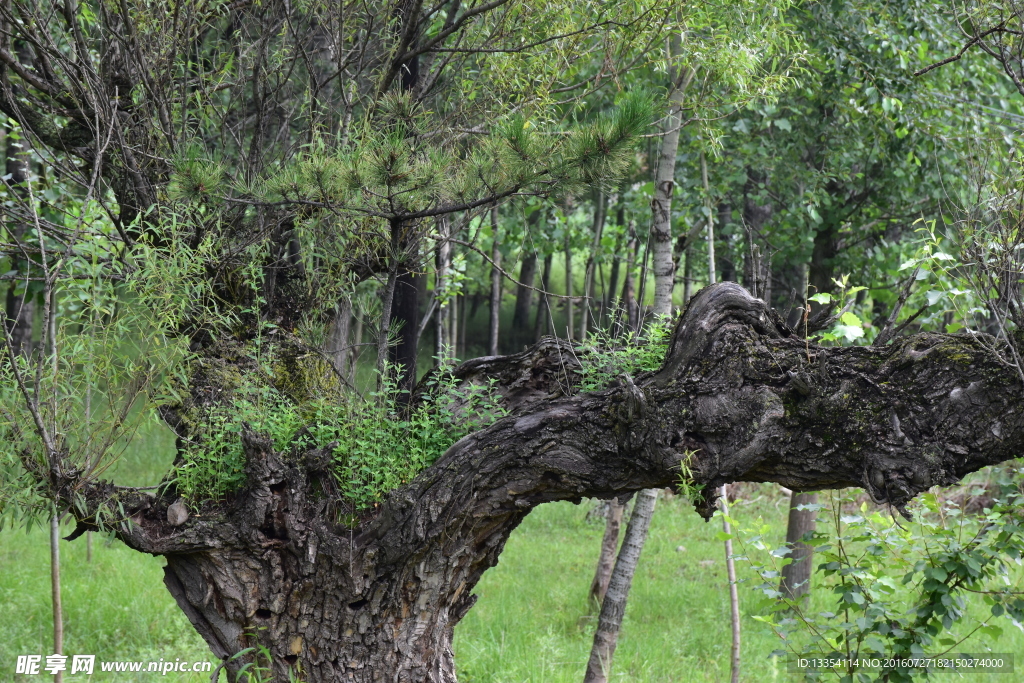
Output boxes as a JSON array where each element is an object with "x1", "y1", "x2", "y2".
[
  {"x1": 831, "y1": 323, "x2": 864, "y2": 341},
  {"x1": 844, "y1": 590, "x2": 865, "y2": 605},
  {"x1": 839, "y1": 311, "x2": 862, "y2": 327}
]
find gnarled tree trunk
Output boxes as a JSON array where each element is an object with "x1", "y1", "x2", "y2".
[{"x1": 60, "y1": 283, "x2": 1024, "y2": 682}]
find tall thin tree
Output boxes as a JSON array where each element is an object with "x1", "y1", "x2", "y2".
[
  {"x1": 584, "y1": 38, "x2": 690, "y2": 676},
  {"x1": 580, "y1": 192, "x2": 607, "y2": 340},
  {"x1": 488, "y1": 207, "x2": 502, "y2": 356},
  {"x1": 583, "y1": 489, "x2": 659, "y2": 683}
]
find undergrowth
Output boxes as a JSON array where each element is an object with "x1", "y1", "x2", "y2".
[
  {"x1": 172, "y1": 359, "x2": 506, "y2": 510},
  {"x1": 575, "y1": 316, "x2": 672, "y2": 392}
]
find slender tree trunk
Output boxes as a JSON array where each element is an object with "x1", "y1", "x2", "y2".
[
  {"x1": 682, "y1": 241, "x2": 694, "y2": 305},
  {"x1": 3, "y1": 124, "x2": 33, "y2": 357},
  {"x1": 779, "y1": 491, "x2": 818, "y2": 599},
  {"x1": 534, "y1": 253, "x2": 552, "y2": 340},
  {"x1": 702, "y1": 151, "x2": 716, "y2": 288},
  {"x1": 720, "y1": 485, "x2": 741, "y2": 683},
  {"x1": 718, "y1": 204, "x2": 735, "y2": 283},
  {"x1": 606, "y1": 235, "x2": 622, "y2": 322},
  {"x1": 564, "y1": 232, "x2": 574, "y2": 340},
  {"x1": 375, "y1": 256, "x2": 401, "y2": 383},
  {"x1": 580, "y1": 192, "x2": 606, "y2": 340},
  {"x1": 449, "y1": 290, "x2": 458, "y2": 359},
  {"x1": 50, "y1": 513, "x2": 63, "y2": 683},
  {"x1": 459, "y1": 293, "x2": 467, "y2": 358},
  {"x1": 390, "y1": 268, "x2": 421, "y2": 395},
  {"x1": 488, "y1": 208, "x2": 502, "y2": 356},
  {"x1": 583, "y1": 489, "x2": 659, "y2": 683},
  {"x1": 742, "y1": 172, "x2": 773, "y2": 301},
  {"x1": 650, "y1": 39, "x2": 690, "y2": 318},
  {"x1": 350, "y1": 310, "x2": 364, "y2": 385},
  {"x1": 621, "y1": 226, "x2": 638, "y2": 335},
  {"x1": 436, "y1": 221, "x2": 451, "y2": 361},
  {"x1": 605, "y1": 204, "x2": 625, "y2": 321},
  {"x1": 588, "y1": 495, "x2": 627, "y2": 610},
  {"x1": 513, "y1": 211, "x2": 540, "y2": 347},
  {"x1": 512, "y1": 251, "x2": 537, "y2": 346},
  {"x1": 649, "y1": 132, "x2": 678, "y2": 316},
  {"x1": 327, "y1": 298, "x2": 353, "y2": 378},
  {"x1": 635, "y1": 230, "x2": 652, "y2": 329}
]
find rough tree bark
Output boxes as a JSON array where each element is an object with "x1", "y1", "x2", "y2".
[{"x1": 56, "y1": 282, "x2": 1024, "y2": 682}]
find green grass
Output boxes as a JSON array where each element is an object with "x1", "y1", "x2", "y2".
[
  {"x1": 453, "y1": 491, "x2": 1024, "y2": 682},
  {"x1": 2, "y1": 422, "x2": 211, "y2": 682},
  {"x1": 454, "y1": 493, "x2": 790, "y2": 683},
  {"x1": 1, "y1": 521, "x2": 214, "y2": 682}
]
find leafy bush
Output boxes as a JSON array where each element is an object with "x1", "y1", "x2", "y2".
[
  {"x1": 575, "y1": 316, "x2": 673, "y2": 393},
  {"x1": 172, "y1": 360, "x2": 506, "y2": 511},
  {"x1": 731, "y1": 478, "x2": 1024, "y2": 682}
]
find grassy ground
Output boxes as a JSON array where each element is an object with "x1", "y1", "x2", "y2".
[
  {"x1": 1, "y1": 521, "x2": 215, "y2": 682},
  {"x1": 454, "y1": 491, "x2": 1024, "y2": 682},
  {"x1": 3, "y1": 422, "x2": 213, "y2": 682},
  {"x1": 3, "y1": 422, "x2": 1022, "y2": 681},
  {"x1": 454, "y1": 493, "x2": 791, "y2": 683}
]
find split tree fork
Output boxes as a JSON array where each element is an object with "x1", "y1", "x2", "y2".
[{"x1": 26, "y1": 282, "x2": 1024, "y2": 682}]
